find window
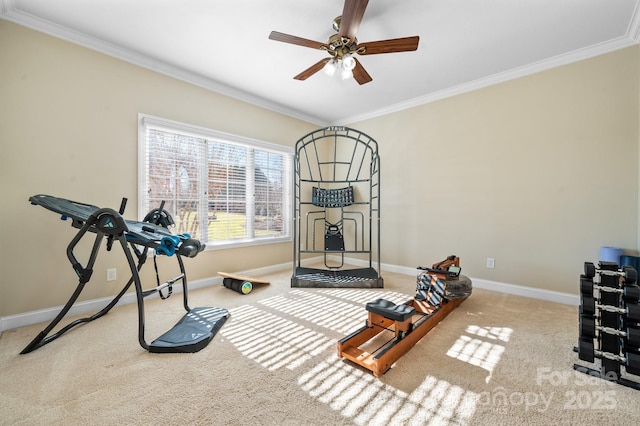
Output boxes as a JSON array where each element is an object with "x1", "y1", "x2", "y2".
[{"x1": 138, "y1": 114, "x2": 292, "y2": 249}]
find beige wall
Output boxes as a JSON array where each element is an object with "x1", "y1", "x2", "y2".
[
  {"x1": 1, "y1": 20, "x2": 639, "y2": 317},
  {"x1": 351, "y1": 46, "x2": 639, "y2": 293},
  {"x1": 0, "y1": 21, "x2": 315, "y2": 316}
]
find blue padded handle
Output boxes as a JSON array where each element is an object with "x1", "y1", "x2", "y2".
[{"x1": 156, "y1": 235, "x2": 181, "y2": 256}]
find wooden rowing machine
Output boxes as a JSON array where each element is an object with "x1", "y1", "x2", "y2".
[{"x1": 337, "y1": 256, "x2": 471, "y2": 377}]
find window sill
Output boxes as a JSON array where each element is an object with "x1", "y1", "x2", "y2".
[{"x1": 204, "y1": 236, "x2": 292, "y2": 251}]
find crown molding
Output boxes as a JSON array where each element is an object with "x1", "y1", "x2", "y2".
[
  {"x1": 3, "y1": 0, "x2": 639, "y2": 128},
  {"x1": 629, "y1": 0, "x2": 640, "y2": 42},
  {"x1": 340, "y1": 2, "x2": 640, "y2": 125},
  {"x1": 0, "y1": 1, "x2": 325, "y2": 126},
  {"x1": 339, "y1": 35, "x2": 639, "y2": 126}
]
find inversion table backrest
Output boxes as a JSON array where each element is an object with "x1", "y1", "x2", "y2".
[{"x1": 29, "y1": 194, "x2": 174, "y2": 247}]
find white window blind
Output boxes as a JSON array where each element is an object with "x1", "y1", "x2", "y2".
[{"x1": 138, "y1": 114, "x2": 292, "y2": 249}]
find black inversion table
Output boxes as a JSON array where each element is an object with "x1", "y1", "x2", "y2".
[{"x1": 21, "y1": 194, "x2": 229, "y2": 354}]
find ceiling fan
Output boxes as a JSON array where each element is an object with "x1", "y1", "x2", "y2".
[{"x1": 268, "y1": 0, "x2": 419, "y2": 85}]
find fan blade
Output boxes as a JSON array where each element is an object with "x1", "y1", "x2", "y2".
[
  {"x1": 339, "y1": 0, "x2": 369, "y2": 42},
  {"x1": 269, "y1": 31, "x2": 327, "y2": 50},
  {"x1": 358, "y1": 36, "x2": 420, "y2": 55},
  {"x1": 352, "y1": 58, "x2": 372, "y2": 85},
  {"x1": 294, "y1": 58, "x2": 331, "y2": 81}
]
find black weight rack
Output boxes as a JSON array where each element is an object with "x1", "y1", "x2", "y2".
[
  {"x1": 574, "y1": 261, "x2": 640, "y2": 390},
  {"x1": 292, "y1": 127, "x2": 383, "y2": 288}
]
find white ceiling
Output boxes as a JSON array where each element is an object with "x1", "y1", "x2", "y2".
[{"x1": 2, "y1": 0, "x2": 640, "y2": 125}]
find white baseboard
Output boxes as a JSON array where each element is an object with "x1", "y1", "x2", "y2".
[
  {"x1": 470, "y1": 278, "x2": 579, "y2": 306},
  {"x1": 0, "y1": 276, "x2": 220, "y2": 334},
  {"x1": 0, "y1": 257, "x2": 324, "y2": 333},
  {"x1": 331, "y1": 255, "x2": 579, "y2": 306},
  {"x1": 0, "y1": 256, "x2": 577, "y2": 333}
]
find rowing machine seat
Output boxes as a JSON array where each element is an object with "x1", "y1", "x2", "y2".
[{"x1": 366, "y1": 299, "x2": 415, "y2": 322}]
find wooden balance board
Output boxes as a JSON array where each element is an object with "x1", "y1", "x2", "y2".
[{"x1": 218, "y1": 272, "x2": 270, "y2": 295}]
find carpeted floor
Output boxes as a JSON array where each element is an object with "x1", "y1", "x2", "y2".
[{"x1": 1, "y1": 268, "x2": 640, "y2": 425}]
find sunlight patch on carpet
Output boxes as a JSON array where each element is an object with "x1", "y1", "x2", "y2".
[
  {"x1": 258, "y1": 290, "x2": 364, "y2": 334},
  {"x1": 318, "y1": 288, "x2": 412, "y2": 306},
  {"x1": 220, "y1": 305, "x2": 333, "y2": 371},
  {"x1": 298, "y1": 357, "x2": 478, "y2": 425},
  {"x1": 465, "y1": 325, "x2": 512, "y2": 342},
  {"x1": 446, "y1": 326, "x2": 512, "y2": 383},
  {"x1": 258, "y1": 289, "x2": 412, "y2": 334}
]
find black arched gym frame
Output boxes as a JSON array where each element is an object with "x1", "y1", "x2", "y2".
[{"x1": 292, "y1": 126, "x2": 383, "y2": 288}]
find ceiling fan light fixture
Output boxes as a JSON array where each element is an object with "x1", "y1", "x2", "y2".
[
  {"x1": 323, "y1": 59, "x2": 338, "y2": 76},
  {"x1": 342, "y1": 53, "x2": 356, "y2": 71},
  {"x1": 341, "y1": 67, "x2": 353, "y2": 80}
]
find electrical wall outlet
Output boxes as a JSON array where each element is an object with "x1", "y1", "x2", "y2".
[
  {"x1": 486, "y1": 258, "x2": 495, "y2": 269},
  {"x1": 107, "y1": 268, "x2": 117, "y2": 281}
]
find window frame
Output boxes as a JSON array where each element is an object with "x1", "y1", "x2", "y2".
[{"x1": 138, "y1": 113, "x2": 293, "y2": 251}]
